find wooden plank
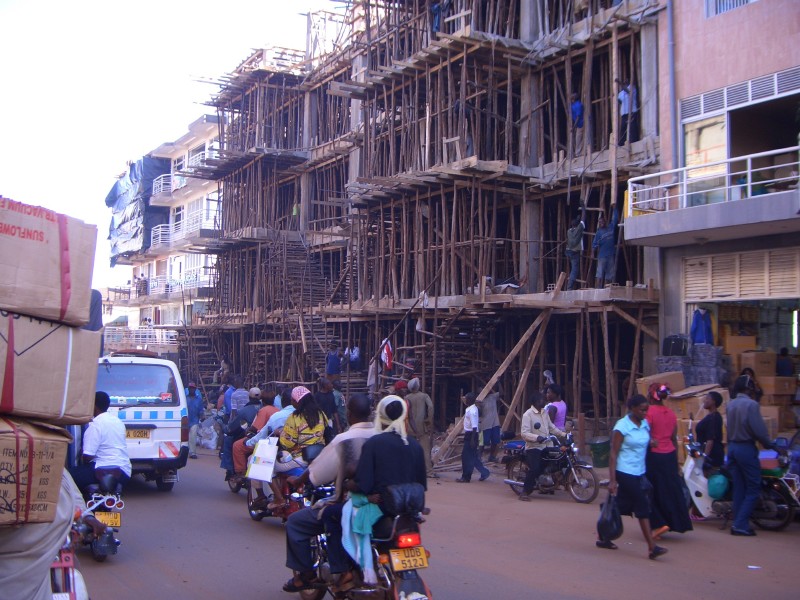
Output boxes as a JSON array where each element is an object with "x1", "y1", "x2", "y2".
[
  {"x1": 609, "y1": 305, "x2": 657, "y2": 340},
  {"x1": 434, "y1": 310, "x2": 550, "y2": 464}
]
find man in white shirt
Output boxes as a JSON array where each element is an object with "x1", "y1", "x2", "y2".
[
  {"x1": 456, "y1": 392, "x2": 490, "y2": 483},
  {"x1": 617, "y1": 78, "x2": 639, "y2": 145},
  {"x1": 519, "y1": 393, "x2": 565, "y2": 500},
  {"x1": 69, "y1": 392, "x2": 132, "y2": 490}
]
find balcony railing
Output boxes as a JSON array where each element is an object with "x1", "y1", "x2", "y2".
[
  {"x1": 187, "y1": 150, "x2": 218, "y2": 169},
  {"x1": 150, "y1": 224, "x2": 172, "y2": 249},
  {"x1": 628, "y1": 146, "x2": 800, "y2": 217},
  {"x1": 130, "y1": 269, "x2": 215, "y2": 299},
  {"x1": 149, "y1": 207, "x2": 221, "y2": 251},
  {"x1": 104, "y1": 327, "x2": 179, "y2": 352},
  {"x1": 152, "y1": 174, "x2": 172, "y2": 196}
]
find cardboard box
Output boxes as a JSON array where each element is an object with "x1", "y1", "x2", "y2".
[
  {"x1": 0, "y1": 196, "x2": 96, "y2": 327},
  {"x1": 724, "y1": 336, "x2": 756, "y2": 355},
  {"x1": 759, "y1": 376, "x2": 797, "y2": 395},
  {"x1": 740, "y1": 351, "x2": 776, "y2": 377},
  {"x1": 0, "y1": 313, "x2": 99, "y2": 424},
  {"x1": 636, "y1": 371, "x2": 686, "y2": 397},
  {"x1": 761, "y1": 394, "x2": 793, "y2": 407},
  {"x1": 685, "y1": 386, "x2": 730, "y2": 420},
  {"x1": 0, "y1": 417, "x2": 71, "y2": 525},
  {"x1": 760, "y1": 405, "x2": 781, "y2": 423},
  {"x1": 780, "y1": 407, "x2": 797, "y2": 430},
  {"x1": 763, "y1": 416, "x2": 778, "y2": 442}
]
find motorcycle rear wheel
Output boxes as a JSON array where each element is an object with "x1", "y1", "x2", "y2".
[
  {"x1": 298, "y1": 589, "x2": 326, "y2": 600},
  {"x1": 566, "y1": 466, "x2": 599, "y2": 504},
  {"x1": 751, "y1": 486, "x2": 795, "y2": 531},
  {"x1": 246, "y1": 484, "x2": 267, "y2": 521},
  {"x1": 506, "y1": 456, "x2": 528, "y2": 496},
  {"x1": 227, "y1": 473, "x2": 243, "y2": 494}
]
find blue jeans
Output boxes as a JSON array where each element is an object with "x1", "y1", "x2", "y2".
[
  {"x1": 286, "y1": 505, "x2": 350, "y2": 574},
  {"x1": 727, "y1": 441, "x2": 761, "y2": 531},
  {"x1": 461, "y1": 432, "x2": 489, "y2": 481},
  {"x1": 566, "y1": 250, "x2": 580, "y2": 290}
]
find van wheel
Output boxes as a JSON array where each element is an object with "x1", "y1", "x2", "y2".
[{"x1": 155, "y1": 478, "x2": 175, "y2": 492}]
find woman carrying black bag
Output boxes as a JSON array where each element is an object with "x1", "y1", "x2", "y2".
[{"x1": 601, "y1": 395, "x2": 668, "y2": 560}]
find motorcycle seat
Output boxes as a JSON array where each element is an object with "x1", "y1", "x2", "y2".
[{"x1": 503, "y1": 440, "x2": 525, "y2": 451}]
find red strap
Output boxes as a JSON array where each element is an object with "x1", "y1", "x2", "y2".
[
  {"x1": 2, "y1": 417, "x2": 34, "y2": 524},
  {"x1": 57, "y1": 213, "x2": 71, "y2": 321},
  {"x1": 0, "y1": 315, "x2": 14, "y2": 413}
]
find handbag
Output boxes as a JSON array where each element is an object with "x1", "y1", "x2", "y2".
[
  {"x1": 246, "y1": 438, "x2": 279, "y2": 482},
  {"x1": 597, "y1": 492, "x2": 623, "y2": 542}
]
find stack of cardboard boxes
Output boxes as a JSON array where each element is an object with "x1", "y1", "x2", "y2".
[
  {"x1": 0, "y1": 196, "x2": 101, "y2": 526},
  {"x1": 635, "y1": 370, "x2": 784, "y2": 464},
  {"x1": 724, "y1": 335, "x2": 798, "y2": 431}
]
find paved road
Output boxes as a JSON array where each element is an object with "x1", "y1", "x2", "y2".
[{"x1": 79, "y1": 449, "x2": 798, "y2": 600}]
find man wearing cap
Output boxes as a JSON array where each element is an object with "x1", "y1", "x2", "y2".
[
  {"x1": 185, "y1": 382, "x2": 205, "y2": 459},
  {"x1": 405, "y1": 378, "x2": 434, "y2": 472},
  {"x1": 727, "y1": 374, "x2": 777, "y2": 536}
]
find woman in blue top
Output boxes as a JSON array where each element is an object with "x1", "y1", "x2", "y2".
[{"x1": 602, "y1": 394, "x2": 668, "y2": 560}]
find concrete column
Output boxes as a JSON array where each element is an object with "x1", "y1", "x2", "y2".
[
  {"x1": 640, "y1": 24, "x2": 659, "y2": 140},
  {"x1": 518, "y1": 0, "x2": 542, "y2": 293}
]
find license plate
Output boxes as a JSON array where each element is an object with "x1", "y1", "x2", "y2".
[
  {"x1": 94, "y1": 512, "x2": 121, "y2": 527},
  {"x1": 126, "y1": 429, "x2": 150, "y2": 439},
  {"x1": 389, "y1": 546, "x2": 428, "y2": 571}
]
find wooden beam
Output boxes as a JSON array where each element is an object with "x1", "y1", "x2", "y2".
[{"x1": 609, "y1": 305, "x2": 657, "y2": 340}]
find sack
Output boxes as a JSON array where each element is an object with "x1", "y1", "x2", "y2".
[
  {"x1": 383, "y1": 482, "x2": 426, "y2": 517},
  {"x1": 597, "y1": 492, "x2": 623, "y2": 542},
  {"x1": 662, "y1": 335, "x2": 688, "y2": 356},
  {"x1": 246, "y1": 438, "x2": 279, "y2": 482}
]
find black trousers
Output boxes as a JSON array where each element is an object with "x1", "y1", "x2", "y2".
[{"x1": 522, "y1": 448, "x2": 544, "y2": 495}]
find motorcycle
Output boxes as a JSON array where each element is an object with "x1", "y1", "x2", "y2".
[
  {"x1": 76, "y1": 473, "x2": 123, "y2": 562},
  {"x1": 502, "y1": 428, "x2": 599, "y2": 503},
  {"x1": 247, "y1": 442, "x2": 325, "y2": 522},
  {"x1": 299, "y1": 484, "x2": 432, "y2": 600},
  {"x1": 683, "y1": 413, "x2": 798, "y2": 530},
  {"x1": 51, "y1": 522, "x2": 90, "y2": 600}
]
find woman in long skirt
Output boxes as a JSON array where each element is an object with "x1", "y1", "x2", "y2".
[{"x1": 646, "y1": 384, "x2": 693, "y2": 537}]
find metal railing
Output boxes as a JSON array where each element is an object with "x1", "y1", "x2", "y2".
[
  {"x1": 152, "y1": 174, "x2": 172, "y2": 196},
  {"x1": 627, "y1": 146, "x2": 800, "y2": 216},
  {"x1": 187, "y1": 150, "x2": 218, "y2": 169},
  {"x1": 150, "y1": 224, "x2": 172, "y2": 249},
  {"x1": 129, "y1": 268, "x2": 215, "y2": 298},
  {"x1": 104, "y1": 327, "x2": 179, "y2": 351},
  {"x1": 150, "y1": 207, "x2": 221, "y2": 250}
]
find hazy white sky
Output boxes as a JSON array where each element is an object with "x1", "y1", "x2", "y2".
[{"x1": 0, "y1": 0, "x2": 332, "y2": 288}]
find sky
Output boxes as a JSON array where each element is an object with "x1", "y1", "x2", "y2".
[{"x1": 0, "y1": 0, "x2": 334, "y2": 289}]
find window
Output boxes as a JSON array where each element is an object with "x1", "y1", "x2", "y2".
[
  {"x1": 172, "y1": 155, "x2": 185, "y2": 172},
  {"x1": 706, "y1": 0, "x2": 758, "y2": 18},
  {"x1": 683, "y1": 116, "x2": 727, "y2": 205}
]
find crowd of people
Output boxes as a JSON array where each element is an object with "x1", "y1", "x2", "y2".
[{"x1": 600, "y1": 372, "x2": 780, "y2": 559}]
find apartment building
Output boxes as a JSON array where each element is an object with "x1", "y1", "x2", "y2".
[
  {"x1": 104, "y1": 115, "x2": 222, "y2": 355},
  {"x1": 625, "y1": 0, "x2": 800, "y2": 356}
]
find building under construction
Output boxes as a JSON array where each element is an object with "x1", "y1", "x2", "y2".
[{"x1": 177, "y1": 0, "x2": 664, "y2": 437}]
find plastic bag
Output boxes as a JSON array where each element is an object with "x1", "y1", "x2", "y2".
[{"x1": 597, "y1": 492, "x2": 623, "y2": 542}]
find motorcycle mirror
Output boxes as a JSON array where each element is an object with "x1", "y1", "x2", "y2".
[
  {"x1": 688, "y1": 412, "x2": 693, "y2": 421},
  {"x1": 534, "y1": 423, "x2": 541, "y2": 430}
]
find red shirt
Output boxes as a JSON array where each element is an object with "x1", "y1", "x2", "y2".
[{"x1": 646, "y1": 404, "x2": 677, "y2": 454}]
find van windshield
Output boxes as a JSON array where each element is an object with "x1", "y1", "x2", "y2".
[{"x1": 97, "y1": 363, "x2": 180, "y2": 407}]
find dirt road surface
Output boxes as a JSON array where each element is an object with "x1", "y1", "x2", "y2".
[{"x1": 79, "y1": 449, "x2": 798, "y2": 600}]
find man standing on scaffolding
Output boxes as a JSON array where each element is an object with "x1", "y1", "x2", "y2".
[{"x1": 592, "y1": 203, "x2": 619, "y2": 288}]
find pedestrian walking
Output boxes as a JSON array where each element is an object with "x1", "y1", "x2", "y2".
[
  {"x1": 456, "y1": 392, "x2": 490, "y2": 483},
  {"x1": 604, "y1": 395, "x2": 667, "y2": 560}
]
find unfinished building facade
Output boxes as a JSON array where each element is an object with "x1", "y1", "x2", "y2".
[{"x1": 182, "y1": 0, "x2": 663, "y2": 445}]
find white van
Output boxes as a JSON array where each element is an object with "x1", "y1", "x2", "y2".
[{"x1": 95, "y1": 352, "x2": 189, "y2": 491}]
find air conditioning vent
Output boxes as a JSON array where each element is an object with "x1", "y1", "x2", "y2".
[
  {"x1": 725, "y1": 82, "x2": 749, "y2": 107},
  {"x1": 680, "y1": 96, "x2": 702, "y2": 120},
  {"x1": 777, "y1": 66, "x2": 800, "y2": 94},
  {"x1": 751, "y1": 75, "x2": 775, "y2": 100},
  {"x1": 703, "y1": 89, "x2": 725, "y2": 113}
]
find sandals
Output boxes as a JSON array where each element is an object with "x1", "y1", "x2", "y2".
[
  {"x1": 282, "y1": 572, "x2": 321, "y2": 593},
  {"x1": 649, "y1": 545, "x2": 668, "y2": 560},
  {"x1": 596, "y1": 540, "x2": 618, "y2": 550}
]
